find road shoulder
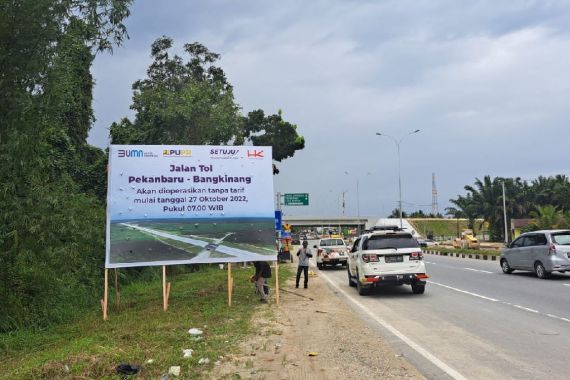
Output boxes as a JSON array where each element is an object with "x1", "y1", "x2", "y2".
[{"x1": 211, "y1": 263, "x2": 425, "y2": 379}]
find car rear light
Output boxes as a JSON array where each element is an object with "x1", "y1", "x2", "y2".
[
  {"x1": 409, "y1": 251, "x2": 423, "y2": 260},
  {"x1": 415, "y1": 273, "x2": 429, "y2": 279},
  {"x1": 549, "y1": 243, "x2": 557, "y2": 255},
  {"x1": 362, "y1": 254, "x2": 379, "y2": 263}
]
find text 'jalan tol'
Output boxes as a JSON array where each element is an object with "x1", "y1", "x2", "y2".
[{"x1": 169, "y1": 164, "x2": 213, "y2": 172}]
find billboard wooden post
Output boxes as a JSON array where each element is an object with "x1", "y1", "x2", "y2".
[
  {"x1": 275, "y1": 261, "x2": 280, "y2": 305},
  {"x1": 101, "y1": 269, "x2": 108, "y2": 320},
  {"x1": 114, "y1": 268, "x2": 120, "y2": 308},
  {"x1": 227, "y1": 263, "x2": 233, "y2": 307},
  {"x1": 162, "y1": 266, "x2": 170, "y2": 311}
]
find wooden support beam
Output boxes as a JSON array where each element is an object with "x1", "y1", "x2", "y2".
[
  {"x1": 102, "y1": 268, "x2": 108, "y2": 320},
  {"x1": 162, "y1": 266, "x2": 170, "y2": 311},
  {"x1": 227, "y1": 263, "x2": 233, "y2": 307}
]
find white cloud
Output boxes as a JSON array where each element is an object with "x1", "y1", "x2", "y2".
[{"x1": 90, "y1": 0, "x2": 570, "y2": 216}]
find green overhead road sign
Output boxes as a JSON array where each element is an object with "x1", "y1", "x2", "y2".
[{"x1": 283, "y1": 193, "x2": 309, "y2": 206}]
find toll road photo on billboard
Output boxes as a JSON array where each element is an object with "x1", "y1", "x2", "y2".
[{"x1": 105, "y1": 145, "x2": 276, "y2": 268}]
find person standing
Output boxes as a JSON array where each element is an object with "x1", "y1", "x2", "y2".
[
  {"x1": 296, "y1": 240, "x2": 312, "y2": 288},
  {"x1": 253, "y1": 261, "x2": 271, "y2": 303}
]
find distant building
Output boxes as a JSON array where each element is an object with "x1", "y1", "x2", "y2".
[{"x1": 511, "y1": 218, "x2": 533, "y2": 239}]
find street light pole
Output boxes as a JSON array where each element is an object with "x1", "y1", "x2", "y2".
[
  {"x1": 376, "y1": 129, "x2": 420, "y2": 229},
  {"x1": 502, "y1": 180, "x2": 508, "y2": 244}
]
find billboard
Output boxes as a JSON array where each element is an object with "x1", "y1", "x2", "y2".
[{"x1": 105, "y1": 145, "x2": 276, "y2": 268}]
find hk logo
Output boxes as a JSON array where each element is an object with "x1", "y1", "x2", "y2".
[{"x1": 247, "y1": 149, "x2": 264, "y2": 158}]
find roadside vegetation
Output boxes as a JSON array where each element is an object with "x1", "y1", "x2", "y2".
[
  {"x1": 1, "y1": 2, "x2": 303, "y2": 333},
  {"x1": 447, "y1": 175, "x2": 570, "y2": 242},
  {"x1": 422, "y1": 246, "x2": 500, "y2": 257},
  {"x1": 408, "y1": 219, "x2": 483, "y2": 239},
  {"x1": 0, "y1": 265, "x2": 292, "y2": 379}
]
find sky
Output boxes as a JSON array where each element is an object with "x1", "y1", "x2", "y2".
[{"x1": 89, "y1": 0, "x2": 570, "y2": 219}]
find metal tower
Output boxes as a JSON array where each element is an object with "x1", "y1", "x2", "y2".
[{"x1": 431, "y1": 173, "x2": 438, "y2": 215}]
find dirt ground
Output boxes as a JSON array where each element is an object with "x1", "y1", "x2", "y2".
[{"x1": 211, "y1": 262, "x2": 425, "y2": 380}]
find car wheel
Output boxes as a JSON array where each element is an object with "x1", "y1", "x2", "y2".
[
  {"x1": 535, "y1": 262, "x2": 550, "y2": 279},
  {"x1": 411, "y1": 283, "x2": 425, "y2": 294},
  {"x1": 317, "y1": 263, "x2": 323, "y2": 270},
  {"x1": 356, "y1": 272, "x2": 369, "y2": 295},
  {"x1": 501, "y1": 259, "x2": 513, "y2": 274},
  {"x1": 347, "y1": 265, "x2": 356, "y2": 287}
]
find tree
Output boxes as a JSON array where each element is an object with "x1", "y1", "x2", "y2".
[
  {"x1": 388, "y1": 208, "x2": 407, "y2": 218},
  {"x1": 242, "y1": 109, "x2": 305, "y2": 171},
  {"x1": 0, "y1": 0, "x2": 132, "y2": 331},
  {"x1": 529, "y1": 205, "x2": 564, "y2": 230},
  {"x1": 110, "y1": 37, "x2": 305, "y2": 170}
]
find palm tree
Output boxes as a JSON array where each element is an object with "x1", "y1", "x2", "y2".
[
  {"x1": 463, "y1": 176, "x2": 504, "y2": 241},
  {"x1": 529, "y1": 205, "x2": 564, "y2": 230},
  {"x1": 446, "y1": 194, "x2": 477, "y2": 232}
]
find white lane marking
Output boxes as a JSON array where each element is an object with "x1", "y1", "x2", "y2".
[
  {"x1": 563, "y1": 284, "x2": 570, "y2": 287},
  {"x1": 547, "y1": 314, "x2": 570, "y2": 323},
  {"x1": 513, "y1": 305, "x2": 539, "y2": 313},
  {"x1": 319, "y1": 271, "x2": 468, "y2": 380},
  {"x1": 463, "y1": 267, "x2": 493, "y2": 274},
  {"x1": 429, "y1": 281, "x2": 570, "y2": 324},
  {"x1": 430, "y1": 281, "x2": 499, "y2": 302}
]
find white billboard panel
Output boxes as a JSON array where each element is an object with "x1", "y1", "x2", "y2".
[{"x1": 105, "y1": 145, "x2": 276, "y2": 268}]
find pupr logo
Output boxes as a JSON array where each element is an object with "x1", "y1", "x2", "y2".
[{"x1": 163, "y1": 149, "x2": 192, "y2": 157}]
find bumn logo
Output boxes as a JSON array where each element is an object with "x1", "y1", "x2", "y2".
[{"x1": 118, "y1": 149, "x2": 143, "y2": 158}]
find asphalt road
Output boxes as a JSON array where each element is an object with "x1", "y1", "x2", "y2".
[{"x1": 314, "y1": 251, "x2": 570, "y2": 380}]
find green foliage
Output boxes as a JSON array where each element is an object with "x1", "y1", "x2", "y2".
[
  {"x1": 423, "y1": 246, "x2": 500, "y2": 257},
  {"x1": 109, "y1": 37, "x2": 305, "y2": 172},
  {"x1": 450, "y1": 175, "x2": 570, "y2": 242},
  {"x1": 110, "y1": 37, "x2": 242, "y2": 145},
  {"x1": 243, "y1": 109, "x2": 306, "y2": 163},
  {"x1": 388, "y1": 208, "x2": 407, "y2": 218},
  {"x1": 406, "y1": 210, "x2": 443, "y2": 218},
  {"x1": 0, "y1": 0, "x2": 132, "y2": 331},
  {"x1": 527, "y1": 204, "x2": 570, "y2": 230},
  {"x1": 408, "y1": 219, "x2": 483, "y2": 238}
]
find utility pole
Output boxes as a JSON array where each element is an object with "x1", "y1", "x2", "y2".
[{"x1": 502, "y1": 181, "x2": 508, "y2": 244}]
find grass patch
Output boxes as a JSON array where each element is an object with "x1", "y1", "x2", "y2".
[
  {"x1": 408, "y1": 218, "x2": 484, "y2": 238},
  {"x1": 0, "y1": 264, "x2": 293, "y2": 379}
]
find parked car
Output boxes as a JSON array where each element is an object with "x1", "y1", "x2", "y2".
[
  {"x1": 500, "y1": 230, "x2": 570, "y2": 278},
  {"x1": 314, "y1": 238, "x2": 349, "y2": 269},
  {"x1": 347, "y1": 230, "x2": 429, "y2": 295}
]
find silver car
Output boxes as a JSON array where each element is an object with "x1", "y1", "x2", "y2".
[{"x1": 500, "y1": 230, "x2": 570, "y2": 278}]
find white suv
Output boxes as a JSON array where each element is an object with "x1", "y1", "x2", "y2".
[
  {"x1": 347, "y1": 231, "x2": 428, "y2": 295},
  {"x1": 314, "y1": 238, "x2": 349, "y2": 269}
]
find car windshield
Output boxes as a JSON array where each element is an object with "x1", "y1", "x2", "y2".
[
  {"x1": 551, "y1": 233, "x2": 570, "y2": 245},
  {"x1": 363, "y1": 234, "x2": 418, "y2": 250},
  {"x1": 320, "y1": 239, "x2": 344, "y2": 247}
]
